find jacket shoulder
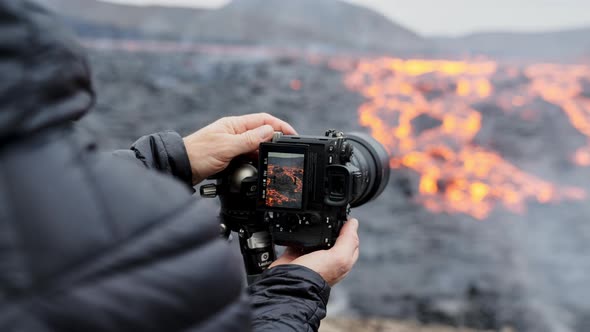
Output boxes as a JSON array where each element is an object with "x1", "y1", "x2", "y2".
[{"x1": 1, "y1": 131, "x2": 249, "y2": 332}]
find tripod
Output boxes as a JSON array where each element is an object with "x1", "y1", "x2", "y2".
[{"x1": 201, "y1": 159, "x2": 276, "y2": 284}]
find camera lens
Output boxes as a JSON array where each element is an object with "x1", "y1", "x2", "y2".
[{"x1": 346, "y1": 133, "x2": 391, "y2": 207}]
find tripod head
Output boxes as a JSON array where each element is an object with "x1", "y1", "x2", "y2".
[
  {"x1": 200, "y1": 129, "x2": 390, "y2": 283},
  {"x1": 200, "y1": 158, "x2": 276, "y2": 283}
]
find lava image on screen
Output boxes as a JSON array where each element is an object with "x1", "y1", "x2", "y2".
[{"x1": 265, "y1": 152, "x2": 305, "y2": 209}]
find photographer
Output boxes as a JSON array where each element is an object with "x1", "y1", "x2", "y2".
[{"x1": 0, "y1": 1, "x2": 359, "y2": 332}]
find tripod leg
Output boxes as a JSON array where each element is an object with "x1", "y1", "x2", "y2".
[{"x1": 238, "y1": 230, "x2": 276, "y2": 284}]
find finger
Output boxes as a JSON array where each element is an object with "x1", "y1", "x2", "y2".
[
  {"x1": 229, "y1": 125, "x2": 275, "y2": 156},
  {"x1": 330, "y1": 218, "x2": 359, "y2": 257},
  {"x1": 229, "y1": 113, "x2": 298, "y2": 135}
]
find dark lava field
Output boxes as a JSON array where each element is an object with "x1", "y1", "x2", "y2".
[
  {"x1": 47, "y1": 0, "x2": 590, "y2": 330},
  {"x1": 78, "y1": 47, "x2": 590, "y2": 332}
]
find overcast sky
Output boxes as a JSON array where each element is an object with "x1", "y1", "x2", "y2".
[{"x1": 106, "y1": 0, "x2": 590, "y2": 36}]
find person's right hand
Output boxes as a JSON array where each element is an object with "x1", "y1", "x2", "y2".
[
  {"x1": 183, "y1": 113, "x2": 297, "y2": 185},
  {"x1": 269, "y1": 218, "x2": 360, "y2": 286}
]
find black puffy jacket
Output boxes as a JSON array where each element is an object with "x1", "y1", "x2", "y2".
[{"x1": 0, "y1": 1, "x2": 330, "y2": 331}]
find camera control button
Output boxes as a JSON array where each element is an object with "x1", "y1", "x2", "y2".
[
  {"x1": 328, "y1": 155, "x2": 334, "y2": 164},
  {"x1": 200, "y1": 183, "x2": 218, "y2": 198},
  {"x1": 300, "y1": 214, "x2": 312, "y2": 226},
  {"x1": 328, "y1": 145, "x2": 335, "y2": 152},
  {"x1": 340, "y1": 142, "x2": 353, "y2": 163},
  {"x1": 308, "y1": 214, "x2": 321, "y2": 225},
  {"x1": 287, "y1": 214, "x2": 301, "y2": 225}
]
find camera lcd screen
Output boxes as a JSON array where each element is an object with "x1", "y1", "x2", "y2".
[{"x1": 265, "y1": 152, "x2": 305, "y2": 209}]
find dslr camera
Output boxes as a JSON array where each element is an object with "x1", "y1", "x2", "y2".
[{"x1": 200, "y1": 130, "x2": 389, "y2": 280}]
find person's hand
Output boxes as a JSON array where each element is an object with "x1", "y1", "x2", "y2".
[
  {"x1": 183, "y1": 113, "x2": 297, "y2": 185},
  {"x1": 270, "y1": 218, "x2": 360, "y2": 286}
]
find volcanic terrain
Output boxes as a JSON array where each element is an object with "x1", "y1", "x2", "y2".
[{"x1": 46, "y1": 0, "x2": 590, "y2": 331}]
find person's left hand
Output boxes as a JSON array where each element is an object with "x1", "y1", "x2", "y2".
[
  {"x1": 269, "y1": 218, "x2": 360, "y2": 286},
  {"x1": 183, "y1": 113, "x2": 297, "y2": 185}
]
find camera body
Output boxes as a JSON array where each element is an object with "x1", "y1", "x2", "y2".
[
  {"x1": 258, "y1": 130, "x2": 362, "y2": 249},
  {"x1": 201, "y1": 129, "x2": 389, "y2": 278}
]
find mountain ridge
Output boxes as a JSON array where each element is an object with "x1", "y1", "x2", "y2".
[
  {"x1": 44, "y1": 0, "x2": 430, "y2": 53},
  {"x1": 434, "y1": 26, "x2": 590, "y2": 60},
  {"x1": 45, "y1": 0, "x2": 205, "y2": 36},
  {"x1": 44, "y1": 0, "x2": 590, "y2": 59}
]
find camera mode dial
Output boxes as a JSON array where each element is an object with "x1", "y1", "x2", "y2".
[{"x1": 325, "y1": 129, "x2": 344, "y2": 138}]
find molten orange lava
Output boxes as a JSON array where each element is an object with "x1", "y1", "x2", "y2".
[
  {"x1": 265, "y1": 165, "x2": 304, "y2": 208},
  {"x1": 344, "y1": 57, "x2": 588, "y2": 219},
  {"x1": 82, "y1": 38, "x2": 589, "y2": 220},
  {"x1": 525, "y1": 64, "x2": 590, "y2": 166}
]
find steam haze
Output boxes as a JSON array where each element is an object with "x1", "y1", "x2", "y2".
[{"x1": 104, "y1": 0, "x2": 590, "y2": 36}]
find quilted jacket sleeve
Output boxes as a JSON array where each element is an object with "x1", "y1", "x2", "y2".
[
  {"x1": 116, "y1": 133, "x2": 334, "y2": 332},
  {"x1": 112, "y1": 131, "x2": 194, "y2": 188},
  {"x1": 248, "y1": 265, "x2": 331, "y2": 332}
]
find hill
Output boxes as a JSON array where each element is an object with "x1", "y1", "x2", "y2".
[
  {"x1": 435, "y1": 27, "x2": 590, "y2": 60},
  {"x1": 187, "y1": 0, "x2": 428, "y2": 52},
  {"x1": 44, "y1": 0, "x2": 430, "y2": 53},
  {"x1": 44, "y1": 0, "x2": 205, "y2": 37}
]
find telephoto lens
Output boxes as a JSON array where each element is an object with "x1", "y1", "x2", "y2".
[{"x1": 346, "y1": 133, "x2": 391, "y2": 207}]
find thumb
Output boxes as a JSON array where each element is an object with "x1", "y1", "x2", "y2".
[
  {"x1": 232, "y1": 125, "x2": 274, "y2": 155},
  {"x1": 331, "y1": 218, "x2": 359, "y2": 257}
]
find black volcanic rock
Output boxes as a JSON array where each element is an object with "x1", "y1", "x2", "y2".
[
  {"x1": 473, "y1": 97, "x2": 588, "y2": 167},
  {"x1": 79, "y1": 48, "x2": 590, "y2": 332},
  {"x1": 411, "y1": 114, "x2": 443, "y2": 135}
]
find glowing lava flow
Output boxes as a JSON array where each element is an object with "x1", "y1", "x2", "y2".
[
  {"x1": 265, "y1": 165, "x2": 304, "y2": 207},
  {"x1": 526, "y1": 64, "x2": 590, "y2": 166},
  {"x1": 343, "y1": 57, "x2": 587, "y2": 220},
  {"x1": 82, "y1": 38, "x2": 590, "y2": 219}
]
